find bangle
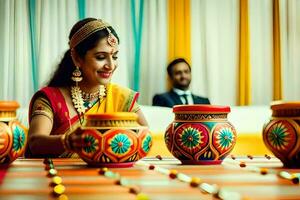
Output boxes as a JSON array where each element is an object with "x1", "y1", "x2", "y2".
[{"x1": 61, "y1": 134, "x2": 71, "y2": 151}]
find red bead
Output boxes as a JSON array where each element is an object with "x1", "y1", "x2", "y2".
[
  {"x1": 148, "y1": 165, "x2": 155, "y2": 170},
  {"x1": 239, "y1": 162, "x2": 246, "y2": 168},
  {"x1": 169, "y1": 170, "x2": 178, "y2": 179},
  {"x1": 156, "y1": 155, "x2": 162, "y2": 160}
]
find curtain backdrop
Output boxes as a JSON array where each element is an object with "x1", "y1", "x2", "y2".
[
  {"x1": 249, "y1": 0, "x2": 273, "y2": 105},
  {"x1": 0, "y1": 0, "x2": 299, "y2": 108},
  {"x1": 0, "y1": 0, "x2": 33, "y2": 107},
  {"x1": 190, "y1": 0, "x2": 239, "y2": 105},
  {"x1": 34, "y1": 0, "x2": 78, "y2": 88},
  {"x1": 281, "y1": 0, "x2": 300, "y2": 101},
  {"x1": 139, "y1": 0, "x2": 168, "y2": 105}
]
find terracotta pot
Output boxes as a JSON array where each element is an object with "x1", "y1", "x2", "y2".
[
  {"x1": 263, "y1": 101, "x2": 300, "y2": 168},
  {"x1": 77, "y1": 112, "x2": 152, "y2": 167},
  {"x1": 0, "y1": 101, "x2": 28, "y2": 165},
  {"x1": 165, "y1": 105, "x2": 237, "y2": 165}
]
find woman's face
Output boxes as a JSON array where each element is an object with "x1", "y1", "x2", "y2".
[{"x1": 79, "y1": 36, "x2": 119, "y2": 87}]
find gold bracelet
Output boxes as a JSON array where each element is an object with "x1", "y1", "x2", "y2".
[{"x1": 61, "y1": 134, "x2": 71, "y2": 151}]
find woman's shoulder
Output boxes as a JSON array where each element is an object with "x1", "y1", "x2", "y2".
[{"x1": 31, "y1": 86, "x2": 65, "y2": 106}]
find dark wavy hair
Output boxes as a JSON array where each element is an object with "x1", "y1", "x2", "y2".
[
  {"x1": 167, "y1": 58, "x2": 191, "y2": 78},
  {"x1": 48, "y1": 18, "x2": 120, "y2": 87}
]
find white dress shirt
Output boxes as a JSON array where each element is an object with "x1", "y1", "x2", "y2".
[{"x1": 173, "y1": 88, "x2": 194, "y2": 105}]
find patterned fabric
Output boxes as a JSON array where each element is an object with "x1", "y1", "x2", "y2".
[{"x1": 27, "y1": 83, "x2": 140, "y2": 158}]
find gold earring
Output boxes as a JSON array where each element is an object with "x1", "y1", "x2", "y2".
[{"x1": 71, "y1": 66, "x2": 83, "y2": 85}]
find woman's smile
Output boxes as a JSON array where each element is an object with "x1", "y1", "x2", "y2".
[{"x1": 97, "y1": 71, "x2": 111, "y2": 79}]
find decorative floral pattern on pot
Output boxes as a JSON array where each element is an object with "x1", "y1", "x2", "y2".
[
  {"x1": 77, "y1": 113, "x2": 152, "y2": 168},
  {"x1": 0, "y1": 101, "x2": 28, "y2": 165},
  {"x1": 263, "y1": 101, "x2": 300, "y2": 168},
  {"x1": 165, "y1": 105, "x2": 236, "y2": 165}
]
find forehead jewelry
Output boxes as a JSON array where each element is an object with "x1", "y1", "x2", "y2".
[
  {"x1": 106, "y1": 28, "x2": 117, "y2": 47},
  {"x1": 69, "y1": 19, "x2": 118, "y2": 49}
]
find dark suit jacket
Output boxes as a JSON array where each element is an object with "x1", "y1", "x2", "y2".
[{"x1": 152, "y1": 90, "x2": 210, "y2": 108}]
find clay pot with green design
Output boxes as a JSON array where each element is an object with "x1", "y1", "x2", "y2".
[
  {"x1": 0, "y1": 101, "x2": 28, "y2": 165},
  {"x1": 78, "y1": 112, "x2": 152, "y2": 167},
  {"x1": 165, "y1": 105, "x2": 237, "y2": 165},
  {"x1": 263, "y1": 101, "x2": 300, "y2": 168}
]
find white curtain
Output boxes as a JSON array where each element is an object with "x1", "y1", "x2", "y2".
[
  {"x1": 35, "y1": 0, "x2": 78, "y2": 87},
  {"x1": 249, "y1": 0, "x2": 273, "y2": 105},
  {"x1": 86, "y1": 0, "x2": 132, "y2": 88},
  {"x1": 281, "y1": 0, "x2": 300, "y2": 100},
  {"x1": 191, "y1": 0, "x2": 239, "y2": 106},
  {"x1": 1, "y1": 0, "x2": 299, "y2": 109},
  {"x1": 0, "y1": 0, "x2": 33, "y2": 107},
  {"x1": 139, "y1": 0, "x2": 168, "y2": 105}
]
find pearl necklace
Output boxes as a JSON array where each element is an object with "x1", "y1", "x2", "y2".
[{"x1": 71, "y1": 85, "x2": 106, "y2": 116}]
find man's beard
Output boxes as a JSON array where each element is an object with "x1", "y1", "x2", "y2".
[{"x1": 174, "y1": 79, "x2": 191, "y2": 90}]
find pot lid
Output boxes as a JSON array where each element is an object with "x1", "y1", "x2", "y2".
[
  {"x1": 173, "y1": 105, "x2": 230, "y2": 113},
  {"x1": 85, "y1": 112, "x2": 138, "y2": 121},
  {"x1": 0, "y1": 101, "x2": 20, "y2": 111},
  {"x1": 271, "y1": 101, "x2": 300, "y2": 110}
]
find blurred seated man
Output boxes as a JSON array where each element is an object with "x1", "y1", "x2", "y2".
[{"x1": 152, "y1": 58, "x2": 210, "y2": 108}]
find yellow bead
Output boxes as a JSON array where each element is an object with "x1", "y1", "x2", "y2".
[
  {"x1": 52, "y1": 176, "x2": 63, "y2": 185},
  {"x1": 136, "y1": 193, "x2": 150, "y2": 200},
  {"x1": 190, "y1": 177, "x2": 201, "y2": 187},
  {"x1": 58, "y1": 194, "x2": 69, "y2": 200},
  {"x1": 53, "y1": 184, "x2": 65, "y2": 195}
]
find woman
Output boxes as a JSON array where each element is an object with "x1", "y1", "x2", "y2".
[{"x1": 26, "y1": 18, "x2": 148, "y2": 158}]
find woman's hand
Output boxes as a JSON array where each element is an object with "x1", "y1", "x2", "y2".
[{"x1": 63, "y1": 127, "x2": 84, "y2": 152}]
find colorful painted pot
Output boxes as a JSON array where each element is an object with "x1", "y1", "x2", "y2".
[
  {"x1": 78, "y1": 112, "x2": 152, "y2": 167},
  {"x1": 0, "y1": 101, "x2": 28, "y2": 165},
  {"x1": 263, "y1": 101, "x2": 300, "y2": 168},
  {"x1": 165, "y1": 105, "x2": 237, "y2": 165}
]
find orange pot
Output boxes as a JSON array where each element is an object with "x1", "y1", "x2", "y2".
[
  {"x1": 77, "y1": 112, "x2": 152, "y2": 167},
  {"x1": 165, "y1": 105, "x2": 237, "y2": 165},
  {"x1": 0, "y1": 101, "x2": 28, "y2": 165}
]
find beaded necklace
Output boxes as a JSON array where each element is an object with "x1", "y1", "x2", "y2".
[{"x1": 71, "y1": 85, "x2": 106, "y2": 121}]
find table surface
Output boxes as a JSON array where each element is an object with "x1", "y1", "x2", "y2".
[{"x1": 0, "y1": 156, "x2": 300, "y2": 200}]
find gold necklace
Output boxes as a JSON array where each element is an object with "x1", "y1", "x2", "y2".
[{"x1": 71, "y1": 85, "x2": 106, "y2": 116}]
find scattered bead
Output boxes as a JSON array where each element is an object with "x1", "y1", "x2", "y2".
[
  {"x1": 156, "y1": 155, "x2": 162, "y2": 160},
  {"x1": 260, "y1": 168, "x2": 268, "y2": 175},
  {"x1": 190, "y1": 177, "x2": 201, "y2": 187},
  {"x1": 52, "y1": 176, "x2": 63, "y2": 185},
  {"x1": 45, "y1": 163, "x2": 54, "y2": 170},
  {"x1": 48, "y1": 169, "x2": 58, "y2": 177},
  {"x1": 239, "y1": 162, "x2": 246, "y2": 168},
  {"x1": 247, "y1": 155, "x2": 253, "y2": 160},
  {"x1": 129, "y1": 186, "x2": 140, "y2": 194},
  {"x1": 58, "y1": 194, "x2": 69, "y2": 200},
  {"x1": 98, "y1": 167, "x2": 108, "y2": 175},
  {"x1": 230, "y1": 155, "x2": 236, "y2": 160},
  {"x1": 148, "y1": 165, "x2": 155, "y2": 170},
  {"x1": 265, "y1": 154, "x2": 271, "y2": 160},
  {"x1": 136, "y1": 193, "x2": 150, "y2": 200},
  {"x1": 169, "y1": 170, "x2": 178, "y2": 179},
  {"x1": 115, "y1": 179, "x2": 121, "y2": 185},
  {"x1": 53, "y1": 184, "x2": 65, "y2": 196},
  {"x1": 43, "y1": 158, "x2": 51, "y2": 164},
  {"x1": 291, "y1": 175, "x2": 299, "y2": 184}
]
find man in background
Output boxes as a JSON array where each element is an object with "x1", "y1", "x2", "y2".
[{"x1": 152, "y1": 58, "x2": 210, "y2": 108}]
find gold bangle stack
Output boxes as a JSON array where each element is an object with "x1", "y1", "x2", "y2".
[{"x1": 61, "y1": 134, "x2": 72, "y2": 151}]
